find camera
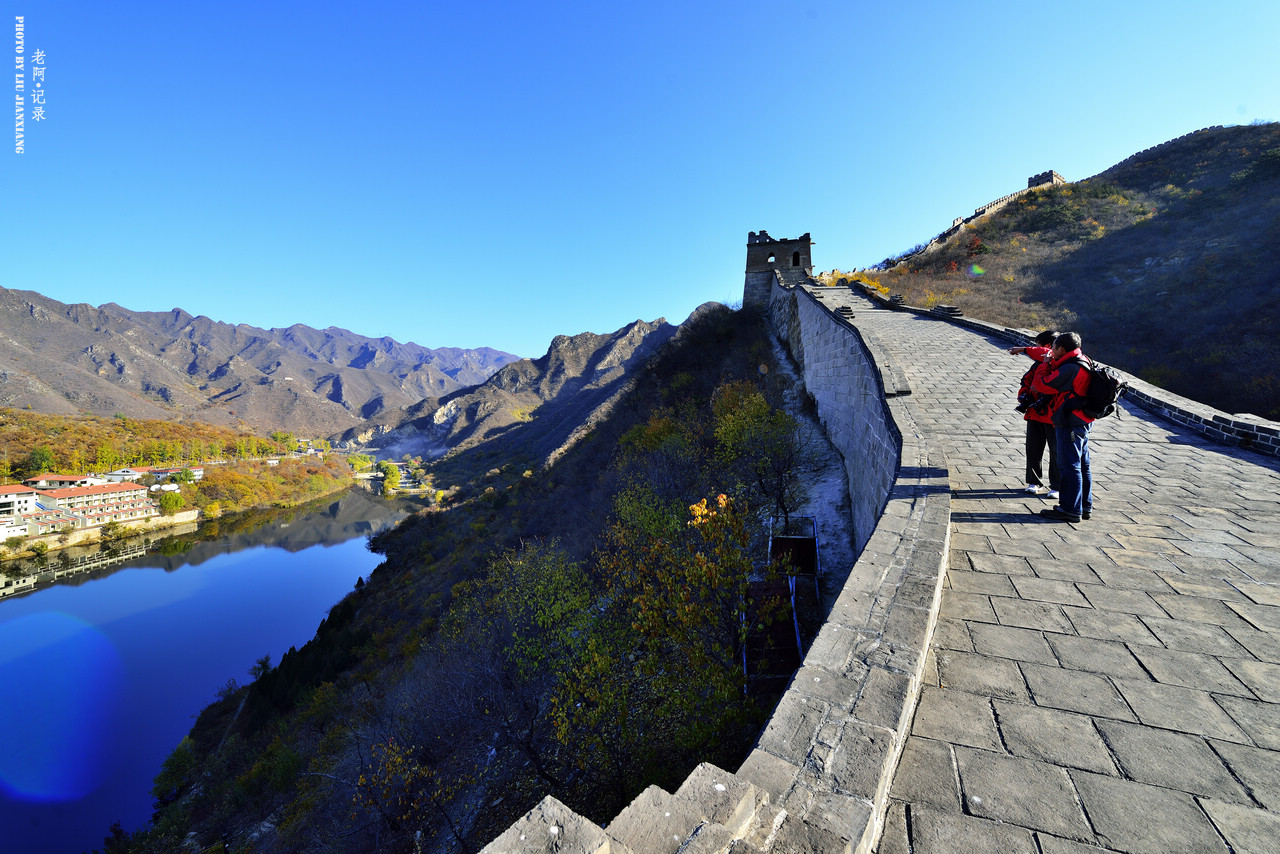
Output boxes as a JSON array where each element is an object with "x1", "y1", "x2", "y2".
[{"x1": 1016, "y1": 394, "x2": 1051, "y2": 415}]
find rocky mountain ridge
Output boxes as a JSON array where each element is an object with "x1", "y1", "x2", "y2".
[
  {"x1": 0, "y1": 287, "x2": 518, "y2": 438},
  {"x1": 365, "y1": 313, "x2": 683, "y2": 465}
]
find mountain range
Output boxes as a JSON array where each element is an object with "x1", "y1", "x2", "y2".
[
  {"x1": 0, "y1": 287, "x2": 519, "y2": 438},
  {"x1": 360, "y1": 315, "x2": 680, "y2": 465}
]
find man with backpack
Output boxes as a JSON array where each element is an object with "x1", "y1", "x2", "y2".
[{"x1": 1031, "y1": 332, "x2": 1094, "y2": 522}]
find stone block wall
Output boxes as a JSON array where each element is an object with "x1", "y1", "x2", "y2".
[
  {"x1": 766, "y1": 280, "x2": 902, "y2": 552},
  {"x1": 744, "y1": 232, "x2": 813, "y2": 310},
  {"x1": 1027, "y1": 169, "x2": 1065, "y2": 188},
  {"x1": 744, "y1": 269, "x2": 778, "y2": 312},
  {"x1": 1081, "y1": 126, "x2": 1225, "y2": 182},
  {"x1": 902, "y1": 170, "x2": 1066, "y2": 261}
]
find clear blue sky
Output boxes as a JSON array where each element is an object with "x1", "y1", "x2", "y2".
[{"x1": 5, "y1": 1, "x2": 1278, "y2": 358}]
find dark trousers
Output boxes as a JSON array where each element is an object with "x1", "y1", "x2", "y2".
[
  {"x1": 1055, "y1": 424, "x2": 1093, "y2": 518},
  {"x1": 1025, "y1": 421, "x2": 1059, "y2": 490}
]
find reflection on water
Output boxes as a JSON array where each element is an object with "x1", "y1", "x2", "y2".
[
  {"x1": 1, "y1": 541, "x2": 156, "y2": 600},
  {"x1": 1, "y1": 488, "x2": 425, "y2": 601},
  {"x1": 0, "y1": 488, "x2": 426, "y2": 854}
]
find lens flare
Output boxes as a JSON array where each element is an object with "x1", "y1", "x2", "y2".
[
  {"x1": 0, "y1": 612, "x2": 126, "y2": 802},
  {"x1": 970, "y1": 265, "x2": 985, "y2": 276}
]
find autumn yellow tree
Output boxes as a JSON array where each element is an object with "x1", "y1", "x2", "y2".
[{"x1": 554, "y1": 492, "x2": 777, "y2": 793}]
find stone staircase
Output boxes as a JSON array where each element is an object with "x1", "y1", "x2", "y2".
[{"x1": 483, "y1": 762, "x2": 845, "y2": 854}]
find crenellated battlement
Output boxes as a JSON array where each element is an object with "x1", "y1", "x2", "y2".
[{"x1": 743, "y1": 232, "x2": 814, "y2": 310}]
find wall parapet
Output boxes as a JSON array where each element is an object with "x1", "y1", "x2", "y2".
[
  {"x1": 895, "y1": 169, "x2": 1066, "y2": 262},
  {"x1": 849, "y1": 281, "x2": 1280, "y2": 457}
]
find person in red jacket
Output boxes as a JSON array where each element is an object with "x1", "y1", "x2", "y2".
[
  {"x1": 1031, "y1": 331, "x2": 1094, "y2": 522},
  {"x1": 1008, "y1": 330, "x2": 1059, "y2": 499}
]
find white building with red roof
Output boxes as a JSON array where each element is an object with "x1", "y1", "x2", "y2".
[
  {"x1": 37, "y1": 482, "x2": 159, "y2": 529},
  {"x1": 0, "y1": 484, "x2": 40, "y2": 531},
  {"x1": 0, "y1": 479, "x2": 161, "y2": 537}
]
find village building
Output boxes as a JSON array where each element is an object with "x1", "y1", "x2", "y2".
[
  {"x1": 0, "y1": 481, "x2": 161, "y2": 537},
  {"x1": 37, "y1": 482, "x2": 159, "y2": 529},
  {"x1": 22, "y1": 473, "x2": 108, "y2": 489},
  {"x1": 0, "y1": 485, "x2": 41, "y2": 531},
  {"x1": 152, "y1": 465, "x2": 204, "y2": 481},
  {"x1": 103, "y1": 465, "x2": 204, "y2": 482}
]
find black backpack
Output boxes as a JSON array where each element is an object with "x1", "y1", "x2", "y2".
[{"x1": 1068, "y1": 356, "x2": 1128, "y2": 419}]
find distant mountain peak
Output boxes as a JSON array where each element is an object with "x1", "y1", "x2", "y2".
[{"x1": 0, "y1": 287, "x2": 520, "y2": 439}]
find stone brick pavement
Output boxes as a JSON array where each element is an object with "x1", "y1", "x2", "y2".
[{"x1": 821, "y1": 296, "x2": 1280, "y2": 853}]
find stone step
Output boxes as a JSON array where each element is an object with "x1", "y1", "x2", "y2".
[
  {"x1": 726, "y1": 801, "x2": 787, "y2": 853},
  {"x1": 670, "y1": 763, "x2": 769, "y2": 839},
  {"x1": 607, "y1": 785, "x2": 703, "y2": 853},
  {"x1": 480, "y1": 795, "x2": 634, "y2": 854},
  {"x1": 606, "y1": 763, "x2": 773, "y2": 854},
  {"x1": 676, "y1": 822, "x2": 737, "y2": 854}
]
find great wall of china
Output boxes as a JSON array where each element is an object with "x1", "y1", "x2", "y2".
[
  {"x1": 483, "y1": 230, "x2": 1280, "y2": 853},
  {"x1": 892, "y1": 126, "x2": 1229, "y2": 267}
]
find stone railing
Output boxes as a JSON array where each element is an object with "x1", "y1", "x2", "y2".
[
  {"x1": 1080, "y1": 126, "x2": 1225, "y2": 183},
  {"x1": 899, "y1": 170, "x2": 1066, "y2": 262},
  {"x1": 851, "y1": 282, "x2": 1280, "y2": 458},
  {"x1": 484, "y1": 271, "x2": 952, "y2": 852}
]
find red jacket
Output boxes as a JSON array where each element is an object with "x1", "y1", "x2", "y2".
[
  {"x1": 1017, "y1": 347, "x2": 1054, "y2": 424},
  {"x1": 1031, "y1": 348, "x2": 1095, "y2": 428}
]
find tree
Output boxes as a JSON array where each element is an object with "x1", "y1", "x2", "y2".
[
  {"x1": 711, "y1": 381, "x2": 806, "y2": 527},
  {"x1": 4, "y1": 535, "x2": 25, "y2": 553},
  {"x1": 95, "y1": 444, "x2": 120, "y2": 472},
  {"x1": 249, "y1": 654, "x2": 272, "y2": 681},
  {"x1": 158, "y1": 492, "x2": 186, "y2": 516},
  {"x1": 378, "y1": 461, "x2": 401, "y2": 490},
  {"x1": 22, "y1": 446, "x2": 56, "y2": 477},
  {"x1": 433, "y1": 541, "x2": 593, "y2": 788},
  {"x1": 172, "y1": 468, "x2": 195, "y2": 484},
  {"x1": 152, "y1": 736, "x2": 196, "y2": 808},
  {"x1": 601, "y1": 493, "x2": 766, "y2": 747},
  {"x1": 351, "y1": 737, "x2": 470, "y2": 850},
  {"x1": 553, "y1": 493, "x2": 780, "y2": 795}
]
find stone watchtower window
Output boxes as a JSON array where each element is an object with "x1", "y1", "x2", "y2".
[
  {"x1": 767, "y1": 253, "x2": 776, "y2": 263},
  {"x1": 792, "y1": 251, "x2": 801, "y2": 266}
]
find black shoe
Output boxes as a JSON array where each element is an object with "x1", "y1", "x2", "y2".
[
  {"x1": 1081, "y1": 511, "x2": 1091, "y2": 520},
  {"x1": 1040, "y1": 506, "x2": 1082, "y2": 522}
]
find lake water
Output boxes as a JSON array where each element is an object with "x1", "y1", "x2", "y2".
[{"x1": 0, "y1": 490, "x2": 423, "y2": 854}]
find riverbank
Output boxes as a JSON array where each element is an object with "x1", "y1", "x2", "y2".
[{"x1": 0, "y1": 509, "x2": 202, "y2": 562}]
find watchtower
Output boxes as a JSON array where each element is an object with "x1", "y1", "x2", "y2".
[{"x1": 743, "y1": 231, "x2": 813, "y2": 310}]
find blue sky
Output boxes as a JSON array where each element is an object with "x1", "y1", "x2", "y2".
[{"x1": 4, "y1": 1, "x2": 1278, "y2": 358}]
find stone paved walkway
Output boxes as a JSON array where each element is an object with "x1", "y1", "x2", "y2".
[{"x1": 811, "y1": 290, "x2": 1280, "y2": 854}]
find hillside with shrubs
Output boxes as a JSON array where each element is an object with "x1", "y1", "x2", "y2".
[{"x1": 829, "y1": 122, "x2": 1280, "y2": 419}]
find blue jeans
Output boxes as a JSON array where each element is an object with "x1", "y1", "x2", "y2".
[{"x1": 1055, "y1": 424, "x2": 1092, "y2": 518}]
